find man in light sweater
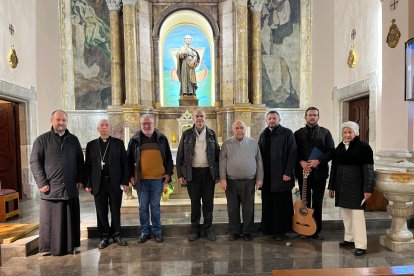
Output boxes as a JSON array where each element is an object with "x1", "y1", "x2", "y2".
[{"x1": 219, "y1": 120, "x2": 264, "y2": 241}]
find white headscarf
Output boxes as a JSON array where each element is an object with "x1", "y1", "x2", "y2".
[{"x1": 341, "y1": 121, "x2": 359, "y2": 136}]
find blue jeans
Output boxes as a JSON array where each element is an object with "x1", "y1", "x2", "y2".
[{"x1": 138, "y1": 179, "x2": 163, "y2": 236}]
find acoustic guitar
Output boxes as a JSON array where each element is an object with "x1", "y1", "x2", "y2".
[{"x1": 292, "y1": 169, "x2": 317, "y2": 236}]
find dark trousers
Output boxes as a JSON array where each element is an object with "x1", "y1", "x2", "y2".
[
  {"x1": 186, "y1": 167, "x2": 215, "y2": 233},
  {"x1": 94, "y1": 176, "x2": 123, "y2": 239},
  {"x1": 226, "y1": 179, "x2": 255, "y2": 235},
  {"x1": 298, "y1": 174, "x2": 326, "y2": 234}
]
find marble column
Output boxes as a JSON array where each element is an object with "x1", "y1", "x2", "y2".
[
  {"x1": 153, "y1": 36, "x2": 161, "y2": 108},
  {"x1": 123, "y1": 0, "x2": 140, "y2": 105},
  {"x1": 106, "y1": 0, "x2": 123, "y2": 106},
  {"x1": 249, "y1": 0, "x2": 264, "y2": 105},
  {"x1": 233, "y1": 0, "x2": 249, "y2": 104}
]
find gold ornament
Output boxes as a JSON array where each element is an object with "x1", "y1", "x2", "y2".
[
  {"x1": 171, "y1": 133, "x2": 177, "y2": 143},
  {"x1": 7, "y1": 48, "x2": 19, "y2": 68},
  {"x1": 347, "y1": 45, "x2": 358, "y2": 68},
  {"x1": 386, "y1": 19, "x2": 401, "y2": 48}
]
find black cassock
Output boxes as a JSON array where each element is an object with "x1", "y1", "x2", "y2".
[{"x1": 39, "y1": 198, "x2": 80, "y2": 256}]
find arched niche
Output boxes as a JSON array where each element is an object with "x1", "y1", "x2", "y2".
[
  {"x1": 153, "y1": 5, "x2": 219, "y2": 107},
  {"x1": 158, "y1": 11, "x2": 215, "y2": 107}
]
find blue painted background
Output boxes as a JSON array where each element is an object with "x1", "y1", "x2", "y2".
[{"x1": 163, "y1": 24, "x2": 212, "y2": 106}]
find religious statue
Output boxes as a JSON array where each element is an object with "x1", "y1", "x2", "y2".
[{"x1": 176, "y1": 35, "x2": 200, "y2": 96}]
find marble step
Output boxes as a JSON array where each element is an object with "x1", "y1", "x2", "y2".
[
  {"x1": 0, "y1": 235, "x2": 39, "y2": 266},
  {"x1": 82, "y1": 217, "x2": 393, "y2": 239},
  {"x1": 121, "y1": 196, "x2": 262, "y2": 213}
]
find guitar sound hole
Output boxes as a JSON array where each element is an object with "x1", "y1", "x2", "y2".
[{"x1": 299, "y1": 207, "x2": 308, "y2": 216}]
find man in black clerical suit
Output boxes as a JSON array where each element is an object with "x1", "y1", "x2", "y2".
[{"x1": 85, "y1": 119, "x2": 129, "y2": 249}]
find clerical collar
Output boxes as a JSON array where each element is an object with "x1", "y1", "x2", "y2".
[
  {"x1": 100, "y1": 136, "x2": 111, "y2": 143},
  {"x1": 269, "y1": 125, "x2": 280, "y2": 132},
  {"x1": 306, "y1": 124, "x2": 318, "y2": 129}
]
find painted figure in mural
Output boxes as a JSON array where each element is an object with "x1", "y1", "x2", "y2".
[
  {"x1": 269, "y1": 0, "x2": 291, "y2": 29},
  {"x1": 71, "y1": 0, "x2": 112, "y2": 110},
  {"x1": 176, "y1": 35, "x2": 200, "y2": 96}
]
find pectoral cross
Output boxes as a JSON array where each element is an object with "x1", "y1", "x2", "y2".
[{"x1": 101, "y1": 161, "x2": 105, "y2": 170}]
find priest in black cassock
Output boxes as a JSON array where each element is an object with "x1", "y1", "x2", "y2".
[
  {"x1": 30, "y1": 110, "x2": 84, "y2": 256},
  {"x1": 258, "y1": 110, "x2": 297, "y2": 241},
  {"x1": 85, "y1": 119, "x2": 129, "y2": 249}
]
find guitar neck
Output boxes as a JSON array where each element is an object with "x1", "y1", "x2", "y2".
[{"x1": 302, "y1": 177, "x2": 308, "y2": 205}]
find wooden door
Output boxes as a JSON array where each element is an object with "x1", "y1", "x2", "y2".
[
  {"x1": 348, "y1": 96, "x2": 369, "y2": 143},
  {"x1": 0, "y1": 102, "x2": 21, "y2": 194},
  {"x1": 348, "y1": 96, "x2": 387, "y2": 211}
]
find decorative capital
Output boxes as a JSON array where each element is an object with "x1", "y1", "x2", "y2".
[
  {"x1": 122, "y1": 0, "x2": 137, "y2": 6},
  {"x1": 233, "y1": 0, "x2": 248, "y2": 6},
  {"x1": 249, "y1": 0, "x2": 264, "y2": 11},
  {"x1": 106, "y1": 0, "x2": 122, "y2": 11}
]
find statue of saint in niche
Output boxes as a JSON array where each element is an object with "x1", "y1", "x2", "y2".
[{"x1": 176, "y1": 35, "x2": 200, "y2": 96}]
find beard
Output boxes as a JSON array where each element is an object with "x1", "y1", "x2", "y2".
[
  {"x1": 53, "y1": 125, "x2": 66, "y2": 135},
  {"x1": 268, "y1": 123, "x2": 277, "y2": 129}
]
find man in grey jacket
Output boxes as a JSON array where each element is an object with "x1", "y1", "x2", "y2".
[
  {"x1": 219, "y1": 120, "x2": 263, "y2": 241},
  {"x1": 30, "y1": 110, "x2": 84, "y2": 256}
]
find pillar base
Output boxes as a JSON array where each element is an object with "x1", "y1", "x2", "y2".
[
  {"x1": 179, "y1": 95, "x2": 198, "y2": 106},
  {"x1": 380, "y1": 235, "x2": 414, "y2": 252}
]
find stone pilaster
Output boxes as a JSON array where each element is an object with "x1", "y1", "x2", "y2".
[
  {"x1": 249, "y1": 0, "x2": 264, "y2": 105},
  {"x1": 123, "y1": 0, "x2": 140, "y2": 105},
  {"x1": 122, "y1": 106, "x2": 142, "y2": 140},
  {"x1": 217, "y1": 104, "x2": 267, "y2": 140},
  {"x1": 106, "y1": 0, "x2": 123, "y2": 106},
  {"x1": 233, "y1": 0, "x2": 249, "y2": 104}
]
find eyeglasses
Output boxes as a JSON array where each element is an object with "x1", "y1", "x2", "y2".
[{"x1": 140, "y1": 122, "x2": 153, "y2": 126}]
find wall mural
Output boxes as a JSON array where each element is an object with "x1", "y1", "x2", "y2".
[
  {"x1": 71, "y1": 0, "x2": 111, "y2": 110},
  {"x1": 162, "y1": 24, "x2": 212, "y2": 106},
  {"x1": 261, "y1": 0, "x2": 300, "y2": 108}
]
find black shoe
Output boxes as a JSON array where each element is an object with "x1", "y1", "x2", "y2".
[
  {"x1": 98, "y1": 239, "x2": 110, "y2": 249},
  {"x1": 312, "y1": 233, "x2": 324, "y2": 240},
  {"x1": 339, "y1": 241, "x2": 355, "y2": 247},
  {"x1": 206, "y1": 230, "x2": 216, "y2": 241},
  {"x1": 188, "y1": 232, "x2": 200, "y2": 241},
  {"x1": 354, "y1": 248, "x2": 366, "y2": 256},
  {"x1": 243, "y1": 234, "x2": 252, "y2": 241},
  {"x1": 229, "y1": 233, "x2": 239, "y2": 241},
  {"x1": 155, "y1": 233, "x2": 164, "y2": 243},
  {"x1": 113, "y1": 236, "x2": 128, "y2": 246},
  {"x1": 138, "y1": 234, "x2": 150, "y2": 244}
]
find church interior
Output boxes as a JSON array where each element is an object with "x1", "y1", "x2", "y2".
[{"x1": 1, "y1": 0, "x2": 414, "y2": 275}]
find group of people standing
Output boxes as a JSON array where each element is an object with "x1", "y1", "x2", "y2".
[{"x1": 30, "y1": 107, "x2": 374, "y2": 257}]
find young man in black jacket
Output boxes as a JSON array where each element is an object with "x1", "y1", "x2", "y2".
[{"x1": 294, "y1": 107, "x2": 335, "y2": 240}]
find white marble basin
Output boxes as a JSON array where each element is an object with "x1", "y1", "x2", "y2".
[
  {"x1": 376, "y1": 170, "x2": 414, "y2": 252},
  {"x1": 376, "y1": 170, "x2": 414, "y2": 201}
]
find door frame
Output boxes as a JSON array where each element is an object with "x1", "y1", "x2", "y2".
[
  {"x1": 0, "y1": 80, "x2": 37, "y2": 198},
  {"x1": 332, "y1": 73, "x2": 378, "y2": 153}
]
